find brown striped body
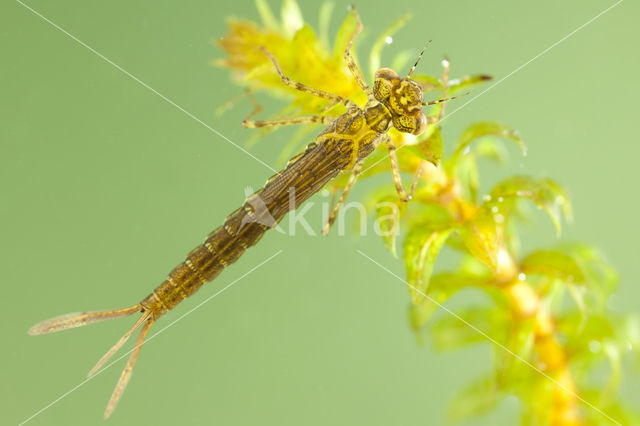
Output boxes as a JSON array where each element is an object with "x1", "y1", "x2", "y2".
[{"x1": 141, "y1": 105, "x2": 388, "y2": 318}]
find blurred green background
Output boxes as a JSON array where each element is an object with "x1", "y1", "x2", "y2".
[{"x1": 1, "y1": 0, "x2": 638, "y2": 425}]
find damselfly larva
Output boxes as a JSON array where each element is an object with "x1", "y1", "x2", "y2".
[{"x1": 29, "y1": 8, "x2": 459, "y2": 418}]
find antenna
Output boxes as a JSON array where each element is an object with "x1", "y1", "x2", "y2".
[
  {"x1": 407, "y1": 40, "x2": 432, "y2": 78},
  {"x1": 422, "y1": 92, "x2": 469, "y2": 106}
]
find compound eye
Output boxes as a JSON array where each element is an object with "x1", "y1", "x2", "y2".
[
  {"x1": 373, "y1": 68, "x2": 400, "y2": 101},
  {"x1": 393, "y1": 113, "x2": 427, "y2": 135},
  {"x1": 393, "y1": 115, "x2": 416, "y2": 133},
  {"x1": 412, "y1": 113, "x2": 427, "y2": 135},
  {"x1": 373, "y1": 78, "x2": 393, "y2": 100}
]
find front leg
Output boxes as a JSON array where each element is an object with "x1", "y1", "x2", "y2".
[
  {"x1": 343, "y1": 7, "x2": 373, "y2": 99},
  {"x1": 260, "y1": 47, "x2": 358, "y2": 110},
  {"x1": 385, "y1": 134, "x2": 427, "y2": 203}
]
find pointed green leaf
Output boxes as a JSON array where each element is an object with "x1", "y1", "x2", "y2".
[
  {"x1": 375, "y1": 196, "x2": 406, "y2": 258},
  {"x1": 553, "y1": 243, "x2": 618, "y2": 312},
  {"x1": 391, "y1": 49, "x2": 414, "y2": 74},
  {"x1": 409, "y1": 271, "x2": 496, "y2": 331},
  {"x1": 489, "y1": 176, "x2": 571, "y2": 236},
  {"x1": 602, "y1": 341, "x2": 622, "y2": 402},
  {"x1": 451, "y1": 121, "x2": 526, "y2": 169},
  {"x1": 408, "y1": 302, "x2": 438, "y2": 340},
  {"x1": 430, "y1": 306, "x2": 507, "y2": 351},
  {"x1": 426, "y1": 101, "x2": 442, "y2": 120},
  {"x1": 474, "y1": 137, "x2": 510, "y2": 164},
  {"x1": 281, "y1": 0, "x2": 304, "y2": 38},
  {"x1": 580, "y1": 399, "x2": 640, "y2": 426},
  {"x1": 521, "y1": 250, "x2": 585, "y2": 283},
  {"x1": 458, "y1": 209, "x2": 499, "y2": 269},
  {"x1": 447, "y1": 74, "x2": 493, "y2": 95},
  {"x1": 456, "y1": 154, "x2": 480, "y2": 203},
  {"x1": 333, "y1": 8, "x2": 357, "y2": 58},
  {"x1": 406, "y1": 125, "x2": 443, "y2": 166},
  {"x1": 317, "y1": 1, "x2": 334, "y2": 48},
  {"x1": 555, "y1": 243, "x2": 616, "y2": 291},
  {"x1": 292, "y1": 24, "x2": 319, "y2": 58},
  {"x1": 494, "y1": 318, "x2": 535, "y2": 389},
  {"x1": 403, "y1": 225, "x2": 452, "y2": 304},
  {"x1": 255, "y1": 0, "x2": 279, "y2": 31},
  {"x1": 368, "y1": 13, "x2": 412, "y2": 76},
  {"x1": 412, "y1": 74, "x2": 442, "y2": 92},
  {"x1": 446, "y1": 375, "x2": 503, "y2": 423}
]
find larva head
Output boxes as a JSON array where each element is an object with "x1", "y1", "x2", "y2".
[{"x1": 373, "y1": 68, "x2": 427, "y2": 136}]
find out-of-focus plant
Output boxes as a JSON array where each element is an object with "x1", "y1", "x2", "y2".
[{"x1": 216, "y1": 1, "x2": 639, "y2": 425}]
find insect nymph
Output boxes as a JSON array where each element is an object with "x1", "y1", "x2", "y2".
[{"x1": 29, "y1": 9, "x2": 455, "y2": 418}]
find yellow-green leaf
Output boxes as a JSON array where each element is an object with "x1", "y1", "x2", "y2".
[
  {"x1": 447, "y1": 74, "x2": 493, "y2": 95},
  {"x1": 281, "y1": 0, "x2": 304, "y2": 38},
  {"x1": 489, "y1": 176, "x2": 571, "y2": 236},
  {"x1": 333, "y1": 8, "x2": 357, "y2": 58},
  {"x1": 474, "y1": 137, "x2": 510, "y2": 164},
  {"x1": 291, "y1": 25, "x2": 320, "y2": 66},
  {"x1": 446, "y1": 375, "x2": 503, "y2": 423},
  {"x1": 292, "y1": 24, "x2": 318, "y2": 48},
  {"x1": 403, "y1": 225, "x2": 452, "y2": 304},
  {"x1": 430, "y1": 306, "x2": 507, "y2": 351},
  {"x1": 412, "y1": 74, "x2": 442, "y2": 92},
  {"x1": 408, "y1": 302, "x2": 438, "y2": 340},
  {"x1": 406, "y1": 125, "x2": 443, "y2": 166},
  {"x1": 368, "y1": 13, "x2": 412, "y2": 76},
  {"x1": 456, "y1": 154, "x2": 480, "y2": 203},
  {"x1": 560, "y1": 244, "x2": 617, "y2": 292},
  {"x1": 555, "y1": 243, "x2": 618, "y2": 311},
  {"x1": 375, "y1": 196, "x2": 406, "y2": 258},
  {"x1": 458, "y1": 209, "x2": 499, "y2": 269},
  {"x1": 521, "y1": 250, "x2": 585, "y2": 283},
  {"x1": 409, "y1": 271, "x2": 495, "y2": 331},
  {"x1": 391, "y1": 49, "x2": 414, "y2": 74},
  {"x1": 317, "y1": 1, "x2": 334, "y2": 48},
  {"x1": 451, "y1": 121, "x2": 526, "y2": 169},
  {"x1": 255, "y1": 0, "x2": 279, "y2": 31}
]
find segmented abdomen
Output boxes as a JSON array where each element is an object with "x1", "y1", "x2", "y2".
[
  {"x1": 140, "y1": 136, "x2": 356, "y2": 317},
  {"x1": 140, "y1": 205, "x2": 269, "y2": 315}
]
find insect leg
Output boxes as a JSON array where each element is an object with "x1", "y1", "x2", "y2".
[
  {"x1": 243, "y1": 115, "x2": 330, "y2": 128},
  {"x1": 322, "y1": 159, "x2": 363, "y2": 236},
  {"x1": 215, "y1": 90, "x2": 249, "y2": 117},
  {"x1": 385, "y1": 135, "x2": 412, "y2": 203},
  {"x1": 344, "y1": 7, "x2": 373, "y2": 98},
  {"x1": 407, "y1": 161, "x2": 428, "y2": 198},
  {"x1": 241, "y1": 90, "x2": 332, "y2": 128},
  {"x1": 259, "y1": 47, "x2": 357, "y2": 109}
]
